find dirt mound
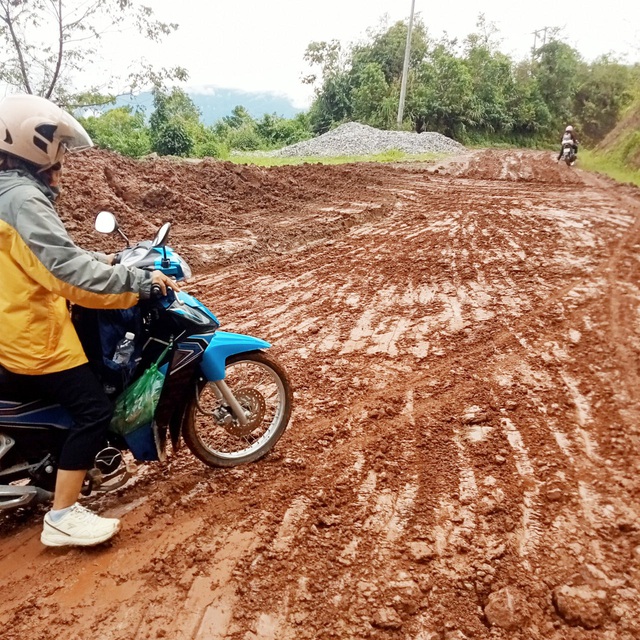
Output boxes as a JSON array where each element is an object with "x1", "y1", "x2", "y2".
[
  {"x1": 429, "y1": 149, "x2": 586, "y2": 184},
  {"x1": 2, "y1": 149, "x2": 640, "y2": 640},
  {"x1": 58, "y1": 149, "x2": 400, "y2": 270},
  {"x1": 58, "y1": 148, "x2": 584, "y2": 272}
]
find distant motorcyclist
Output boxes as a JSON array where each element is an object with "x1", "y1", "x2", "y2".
[
  {"x1": 0, "y1": 94, "x2": 178, "y2": 547},
  {"x1": 557, "y1": 125, "x2": 578, "y2": 162}
]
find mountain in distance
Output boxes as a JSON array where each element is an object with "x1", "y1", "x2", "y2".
[{"x1": 113, "y1": 86, "x2": 306, "y2": 125}]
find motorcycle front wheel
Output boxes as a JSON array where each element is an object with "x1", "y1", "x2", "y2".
[{"x1": 182, "y1": 351, "x2": 292, "y2": 467}]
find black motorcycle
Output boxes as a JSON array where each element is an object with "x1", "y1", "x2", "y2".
[{"x1": 561, "y1": 141, "x2": 577, "y2": 166}]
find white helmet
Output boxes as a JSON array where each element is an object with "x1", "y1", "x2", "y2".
[
  {"x1": 565, "y1": 125, "x2": 574, "y2": 133},
  {"x1": 0, "y1": 94, "x2": 92, "y2": 170}
]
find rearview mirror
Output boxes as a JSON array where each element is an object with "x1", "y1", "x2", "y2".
[
  {"x1": 152, "y1": 222, "x2": 171, "y2": 247},
  {"x1": 95, "y1": 211, "x2": 118, "y2": 234}
]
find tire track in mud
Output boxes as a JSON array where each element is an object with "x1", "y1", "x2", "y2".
[{"x1": 188, "y1": 164, "x2": 640, "y2": 637}]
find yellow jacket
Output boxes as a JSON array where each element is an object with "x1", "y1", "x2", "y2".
[{"x1": 0, "y1": 170, "x2": 152, "y2": 375}]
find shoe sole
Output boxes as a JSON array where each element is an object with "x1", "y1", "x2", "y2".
[{"x1": 41, "y1": 522, "x2": 120, "y2": 547}]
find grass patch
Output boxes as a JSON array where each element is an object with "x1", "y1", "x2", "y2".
[
  {"x1": 579, "y1": 150, "x2": 640, "y2": 187},
  {"x1": 229, "y1": 149, "x2": 445, "y2": 167}
]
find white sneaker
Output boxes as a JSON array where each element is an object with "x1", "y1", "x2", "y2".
[{"x1": 41, "y1": 503, "x2": 120, "y2": 547}]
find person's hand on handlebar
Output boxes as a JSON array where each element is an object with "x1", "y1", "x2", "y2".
[{"x1": 151, "y1": 270, "x2": 181, "y2": 296}]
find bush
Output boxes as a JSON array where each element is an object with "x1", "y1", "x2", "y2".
[
  {"x1": 194, "y1": 138, "x2": 229, "y2": 159},
  {"x1": 255, "y1": 113, "x2": 313, "y2": 148},
  {"x1": 152, "y1": 121, "x2": 194, "y2": 157},
  {"x1": 79, "y1": 107, "x2": 151, "y2": 157},
  {"x1": 225, "y1": 124, "x2": 263, "y2": 151}
]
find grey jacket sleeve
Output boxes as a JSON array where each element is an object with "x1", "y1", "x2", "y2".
[
  {"x1": 88, "y1": 250, "x2": 111, "y2": 263},
  {"x1": 13, "y1": 189, "x2": 153, "y2": 306}
]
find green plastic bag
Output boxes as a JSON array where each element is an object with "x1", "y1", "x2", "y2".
[{"x1": 110, "y1": 362, "x2": 165, "y2": 436}]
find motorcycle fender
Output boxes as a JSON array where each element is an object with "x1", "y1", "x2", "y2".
[{"x1": 199, "y1": 331, "x2": 270, "y2": 381}]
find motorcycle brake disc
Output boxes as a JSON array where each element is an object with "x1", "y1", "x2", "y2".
[{"x1": 223, "y1": 387, "x2": 266, "y2": 437}]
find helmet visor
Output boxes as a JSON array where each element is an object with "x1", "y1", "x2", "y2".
[
  {"x1": 58, "y1": 111, "x2": 93, "y2": 151},
  {"x1": 52, "y1": 111, "x2": 93, "y2": 166}
]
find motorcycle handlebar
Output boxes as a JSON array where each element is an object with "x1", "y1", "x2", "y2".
[
  {"x1": 149, "y1": 284, "x2": 179, "y2": 303},
  {"x1": 150, "y1": 284, "x2": 164, "y2": 299}
]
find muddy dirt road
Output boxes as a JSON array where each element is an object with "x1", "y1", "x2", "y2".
[{"x1": 1, "y1": 149, "x2": 640, "y2": 639}]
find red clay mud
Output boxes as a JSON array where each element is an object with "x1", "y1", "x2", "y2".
[{"x1": 1, "y1": 149, "x2": 639, "y2": 639}]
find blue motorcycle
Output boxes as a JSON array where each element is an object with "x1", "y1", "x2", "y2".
[{"x1": 0, "y1": 212, "x2": 292, "y2": 512}]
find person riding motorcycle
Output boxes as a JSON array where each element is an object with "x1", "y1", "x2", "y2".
[
  {"x1": 0, "y1": 94, "x2": 178, "y2": 547},
  {"x1": 557, "y1": 125, "x2": 578, "y2": 162}
]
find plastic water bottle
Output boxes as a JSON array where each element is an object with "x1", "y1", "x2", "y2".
[{"x1": 112, "y1": 332, "x2": 135, "y2": 366}]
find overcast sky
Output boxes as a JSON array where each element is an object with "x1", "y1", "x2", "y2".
[{"x1": 104, "y1": 1, "x2": 639, "y2": 107}]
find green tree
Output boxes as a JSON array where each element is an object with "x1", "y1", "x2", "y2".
[
  {"x1": 408, "y1": 41, "x2": 475, "y2": 139},
  {"x1": 508, "y1": 61, "x2": 553, "y2": 138},
  {"x1": 302, "y1": 40, "x2": 344, "y2": 89},
  {"x1": 533, "y1": 39, "x2": 583, "y2": 126},
  {"x1": 302, "y1": 14, "x2": 637, "y2": 148},
  {"x1": 351, "y1": 63, "x2": 395, "y2": 129},
  {"x1": 346, "y1": 19, "x2": 429, "y2": 131},
  {"x1": 0, "y1": 0, "x2": 187, "y2": 107},
  {"x1": 225, "y1": 125, "x2": 263, "y2": 151},
  {"x1": 303, "y1": 39, "x2": 353, "y2": 134},
  {"x1": 573, "y1": 56, "x2": 634, "y2": 144},
  {"x1": 463, "y1": 16, "x2": 515, "y2": 134},
  {"x1": 149, "y1": 87, "x2": 201, "y2": 129},
  {"x1": 305, "y1": 18, "x2": 430, "y2": 133},
  {"x1": 149, "y1": 88, "x2": 199, "y2": 157},
  {"x1": 190, "y1": 124, "x2": 227, "y2": 159},
  {"x1": 308, "y1": 73, "x2": 354, "y2": 134},
  {"x1": 78, "y1": 106, "x2": 151, "y2": 157},
  {"x1": 351, "y1": 18, "x2": 429, "y2": 86},
  {"x1": 152, "y1": 121, "x2": 193, "y2": 157},
  {"x1": 222, "y1": 105, "x2": 254, "y2": 130},
  {"x1": 210, "y1": 105, "x2": 261, "y2": 151}
]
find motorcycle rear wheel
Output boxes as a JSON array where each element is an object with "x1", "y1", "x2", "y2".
[{"x1": 182, "y1": 351, "x2": 292, "y2": 467}]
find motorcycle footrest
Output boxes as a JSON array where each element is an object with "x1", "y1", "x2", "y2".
[{"x1": 93, "y1": 466, "x2": 134, "y2": 493}]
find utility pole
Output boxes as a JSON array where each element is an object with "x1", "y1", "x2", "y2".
[
  {"x1": 531, "y1": 27, "x2": 549, "y2": 56},
  {"x1": 396, "y1": 0, "x2": 416, "y2": 128}
]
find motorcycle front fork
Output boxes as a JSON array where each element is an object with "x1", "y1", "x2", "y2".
[{"x1": 198, "y1": 380, "x2": 249, "y2": 426}]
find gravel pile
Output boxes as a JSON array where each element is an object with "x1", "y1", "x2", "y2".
[{"x1": 268, "y1": 122, "x2": 465, "y2": 157}]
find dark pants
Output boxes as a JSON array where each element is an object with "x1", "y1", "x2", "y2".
[{"x1": 0, "y1": 363, "x2": 113, "y2": 470}]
